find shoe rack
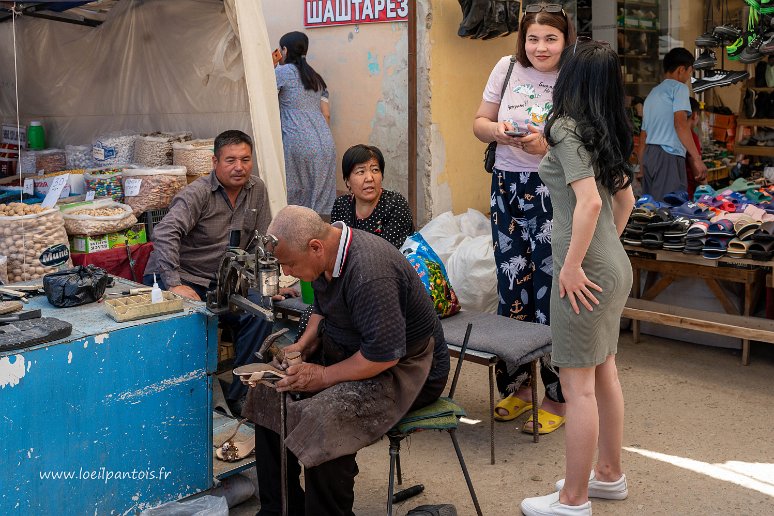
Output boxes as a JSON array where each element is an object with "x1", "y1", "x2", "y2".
[
  {"x1": 617, "y1": 0, "x2": 662, "y2": 97},
  {"x1": 736, "y1": 82, "x2": 774, "y2": 157}
]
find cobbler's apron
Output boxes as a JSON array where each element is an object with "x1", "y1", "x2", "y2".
[{"x1": 244, "y1": 328, "x2": 434, "y2": 468}]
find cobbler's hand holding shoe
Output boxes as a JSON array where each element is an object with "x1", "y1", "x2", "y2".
[{"x1": 276, "y1": 363, "x2": 327, "y2": 393}]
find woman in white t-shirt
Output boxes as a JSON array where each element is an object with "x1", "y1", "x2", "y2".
[{"x1": 473, "y1": 3, "x2": 575, "y2": 436}]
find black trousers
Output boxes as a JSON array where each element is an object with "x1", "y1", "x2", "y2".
[{"x1": 254, "y1": 424, "x2": 358, "y2": 516}]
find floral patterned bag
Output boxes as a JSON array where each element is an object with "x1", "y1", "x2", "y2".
[{"x1": 402, "y1": 233, "x2": 461, "y2": 318}]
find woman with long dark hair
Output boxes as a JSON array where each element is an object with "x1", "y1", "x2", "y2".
[
  {"x1": 520, "y1": 41, "x2": 635, "y2": 516},
  {"x1": 276, "y1": 31, "x2": 337, "y2": 216},
  {"x1": 473, "y1": 3, "x2": 576, "y2": 435}
]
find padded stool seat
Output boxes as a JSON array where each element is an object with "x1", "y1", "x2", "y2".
[{"x1": 440, "y1": 310, "x2": 552, "y2": 462}]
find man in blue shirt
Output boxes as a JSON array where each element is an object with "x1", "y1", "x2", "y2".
[{"x1": 638, "y1": 48, "x2": 707, "y2": 201}]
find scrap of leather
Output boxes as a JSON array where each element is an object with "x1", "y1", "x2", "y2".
[{"x1": 0, "y1": 317, "x2": 73, "y2": 352}]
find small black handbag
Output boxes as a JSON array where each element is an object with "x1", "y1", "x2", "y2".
[{"x1": 484, "y1": 55, "x2": 516, "y2": 173}]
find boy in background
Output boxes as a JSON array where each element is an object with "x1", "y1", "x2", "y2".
[{"x1": 638, "y1": 47, "x2": 707, "y2": 200}]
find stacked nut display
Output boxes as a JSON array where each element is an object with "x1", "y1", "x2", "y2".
[
  {"x1": 62, "y1": 202, "x2": 137, "y2": 236},
  {"x1": 0, "y1": 204, "x2": 71, "y2": 282}
]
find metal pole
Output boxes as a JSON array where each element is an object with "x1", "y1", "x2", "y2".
[
  {"x1": 408, "y1": 0, "x2": 418, "y2": 220},
  {"x1": 280, "y1": 391, "x2": 288, "y2": 516}
]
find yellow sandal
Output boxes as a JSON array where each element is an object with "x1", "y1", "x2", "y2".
[
  {"x1": 494, "y1": 395, "x2": 533, "y2": 422},
  {"x1": 522, "y1": 408, "x2": 566, "y2": 435}
]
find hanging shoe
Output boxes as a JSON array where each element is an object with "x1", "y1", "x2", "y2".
[
  {"x1": 694, "y1": 49, "x2": 717, "y2": 70},
  {"x1": 714, "y1": 24, "x2": 742, "y2": 44},
  {"x1": 696, "y1": 31, "x2": 722, "y2": 48},
  {"x1": 726, "y1": 35, "x2": 750, "y2": 60},
  {"x1": 693, "y1": 70, "x2": 751, "y2": 93},
  {"x1": 760, "y1": 32, "x2": 774, "y2": 54},
  {"x1": 740, "y1": 33, "x2": 766, "y2": 63}
]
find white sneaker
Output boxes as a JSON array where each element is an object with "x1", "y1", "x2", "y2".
[
  {"x1": 555, "y1": 470, "x2": 628, "y2": 500},
  {"x1": 520, "y1": 492, "x2": 592, "y2": 516}
]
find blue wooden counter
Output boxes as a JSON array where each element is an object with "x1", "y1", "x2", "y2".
[{"x1": 0, "y1": 278, "x2": 218, "y2": 514}]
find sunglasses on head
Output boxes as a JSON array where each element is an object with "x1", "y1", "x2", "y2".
[
  {"x1": 573, "y1": 36, "x2": 612, "y2": 54},
  {"x1": 524, "y1": 3, "x2": 565, "y2": 15}
]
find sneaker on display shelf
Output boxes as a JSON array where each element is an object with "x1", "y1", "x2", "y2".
[{"x1": 694, "y1": 49, "x2": 717, "y2": 70}]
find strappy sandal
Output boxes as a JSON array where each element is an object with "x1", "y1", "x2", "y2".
[{"x1": 214, "y1": 418, "x2": 256, "y2": 462}]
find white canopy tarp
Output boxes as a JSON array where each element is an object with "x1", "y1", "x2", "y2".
[{"x1": 0, "y1": 0, "x2": 286, "y2": 216}]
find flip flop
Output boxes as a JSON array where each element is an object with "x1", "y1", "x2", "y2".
[
  {"x1": 494, "y1": 395, "x2": 533, "y2": 422},
  {"x1": 687, "y1": 221, "x2": 710, "y2": 237},
  {"x1": 734, "y1": 217, "x2": 761, "y2": 240},
  {"x1": 749, "y1": 240, "x2": 774, "y2": 260},
  {"x1": 522, "y1": 409, "x2": 566, "y2": 435},
  {"x1": 746, "y1": 189, "x2": 773, "y2": 204},
  {"x1": 693, "y1": 184, "x2": 716, "y2": 201},
  {"x1": 663, "y1": 190, "x2": 689, "y2": 206},
  {"x1": 707, "y1": 219, "x2": 735, "y2": 237},
  {"x1": 753, "y1": 221, "x2": 774, "y2": 242},
  {"x1": 727, "y1": 238, "x2": 751, "y2": 258},
  {"x1": 641, "y1": 231, "x2": 664, "y2": 249},
  {"x1": 730, "y1": 177, "x2": 758, "y2": 193}
]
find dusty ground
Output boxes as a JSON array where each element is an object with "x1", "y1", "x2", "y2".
[{"x1": 229, "y1": 331, "x2": 774, "y2": 515}]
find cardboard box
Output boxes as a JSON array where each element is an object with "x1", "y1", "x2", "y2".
[
  {"x1": 709, "y1": 113, "x2": 737, "y2": 129},
  {"x1": 711, "y1": 126, "x2": 735, "y2": 143},
  {"x1": 70, "y1": 224, "x2": 147, "y2": 254}
]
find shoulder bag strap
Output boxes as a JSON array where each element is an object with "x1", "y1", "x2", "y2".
[{"x1": 499, "y1": 55, "x2": 517, "y2": 104}]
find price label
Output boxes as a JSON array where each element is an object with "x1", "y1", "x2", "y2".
[
  {"x1": 37, "y1": 169, "x2": 44, "y2": 176},
  {"x1": 41, "y1": 174, "x2": 69, "y2": 208},
  {"x1": 23, "y1": 178, "x2": 34, "y2": 195},
  {"x1": 85, "y1": 190, "x2": 95, "y2": 201},
  {"x1": 124, "y1": 177, "x2": 142, "y2": 197}
]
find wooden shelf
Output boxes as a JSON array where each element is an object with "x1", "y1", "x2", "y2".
[
  {"x1": 735, "y1": 145, "x2": 774, "y2": 156},
  {"x1": 618, "y1": 1, "x2": 659, "y2": 8},
  {"x1": 619, "y1": 27, "x2": 659, "y2": 33},
  {"x1": 738, "y1": 119, "x2": 774, "y2": 126}
]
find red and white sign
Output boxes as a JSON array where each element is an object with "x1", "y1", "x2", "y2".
[{"x1": 304, "y1": 0, "x2": 408, "y2": 28}]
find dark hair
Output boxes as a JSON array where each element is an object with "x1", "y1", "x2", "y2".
[
  {"x1": 341, "y1": 144, "x2": 385, "y2": 181},
  {"x1": 516, "y1": 10, "x2": 576, "y2": 68},
  {"x1": 545, "y1": 42, "x2": 633, "y2": 193},
  {"x1": 214, "y1": 130, "x2": 253, "y2": 158},
  {"x1": 279, "y1": 31, "x2": 327, "y2": 92},
  {"x1": 663, "y1": 47, "x2": 694, "y2": 73},
  {"x1": 689, "y1": 97, "x2": 700, "y2": 117}
]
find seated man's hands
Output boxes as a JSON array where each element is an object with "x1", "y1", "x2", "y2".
[
  {"x1": 170, "y1": 284, "x2": 201, "y2": 301},
  {"x1": 276, "y1": 363, "x2": 327, "y2": 393},
  {"x1": 271, "y1": 286, "x2": 300, "y2": 302}
]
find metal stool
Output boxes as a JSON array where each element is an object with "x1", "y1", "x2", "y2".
[{"x1": 385, "y1": 323, "x2": 483, "y2": 516}]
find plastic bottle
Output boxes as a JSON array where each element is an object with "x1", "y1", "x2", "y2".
[
  {"x1": 27, "y1": 121, "x2": 45, "y2": 150},
  {"x1": 151, "y1": 274, "x2": 163, "y2": 303}
]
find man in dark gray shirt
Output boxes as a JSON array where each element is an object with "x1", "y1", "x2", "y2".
[
  {"x1": 144, "y1": 130, "x2": 295, "y2": 412},
  {"x1": 242, "y1": 205, "x2": 449, "y2": 516}
]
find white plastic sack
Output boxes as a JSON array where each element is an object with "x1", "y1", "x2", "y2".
[
  {"x1": 418, "y1": 211, "x2": 467, "y2": 265},
  {"x1": 456, "y1": 208, "x2": 490, "y2": 239},
  {"x1": 139, "y1": 495, "x2": 228, "y2": 516},
  {"x1": 446, "y1": 234, "x2": 498, "y2": 314}
]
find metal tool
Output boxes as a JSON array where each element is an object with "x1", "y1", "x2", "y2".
[
  {"x1": 0, "y1": 308, "x2": 41, "y2": 324},
  {"x1": 255, "y1": 327, "x2": 290, "y2": 363}
]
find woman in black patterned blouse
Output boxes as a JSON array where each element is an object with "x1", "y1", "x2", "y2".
[{"x1": 330, "y1": 144, "x2": 414, "y2": 249}]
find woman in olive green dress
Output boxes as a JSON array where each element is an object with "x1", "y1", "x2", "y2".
[{"x1": 521, "y1": 41, "x2": 635, "y2": 516}]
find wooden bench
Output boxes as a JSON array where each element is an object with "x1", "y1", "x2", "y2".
[{"x1": 623, "y1": 298, "x2": 774, "y2": 364}]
